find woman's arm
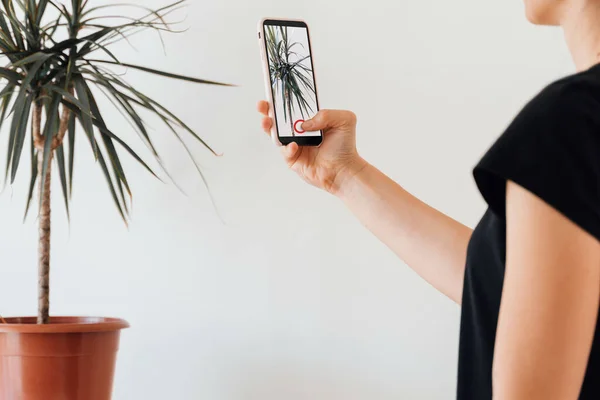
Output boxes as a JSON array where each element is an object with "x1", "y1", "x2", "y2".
[
  {"x1": 493, "y1": 181, "x2": 600, "y2": 399},
  {"x1": 336, "y1": 162, "x2": 472, "y2": 304},
  {"x1": 258, "y1": 103, "x2": 472, "y2": 304}
]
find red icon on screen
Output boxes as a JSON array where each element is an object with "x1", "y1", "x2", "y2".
[{"x1": 294, "y1": 119, "x2": 305, "y2": 134}]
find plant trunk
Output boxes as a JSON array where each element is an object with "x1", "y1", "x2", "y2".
[
  {"x1": 34, "y1": 95, "x2": 71, "y2": 325},
  {"x1": 37, "y1": 151, "x2": 52, "y2": 325},
  {"x1": 36, "y1": 105, "x2": 51, "y2": 325}
]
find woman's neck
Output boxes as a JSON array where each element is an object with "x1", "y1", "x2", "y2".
[{"x1": 562, "y1": 1, "x2": 600, "y2": 71}]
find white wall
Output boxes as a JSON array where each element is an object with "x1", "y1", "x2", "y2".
[{"x1": 0, "y1": 0, "x2": 574, "y2": 399}]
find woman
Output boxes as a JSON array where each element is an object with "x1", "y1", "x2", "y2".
[{"x1": 258, "y1": 1, "x2": 600, "y2": 399}]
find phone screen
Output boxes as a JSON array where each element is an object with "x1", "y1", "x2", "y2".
[{"x1": 263, "y1": 21, "x2": 321, "y2": 142}]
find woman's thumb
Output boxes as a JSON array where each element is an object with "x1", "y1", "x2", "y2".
[{"x1": 302, "y1": 110, "x2": 356, "y2": 131}]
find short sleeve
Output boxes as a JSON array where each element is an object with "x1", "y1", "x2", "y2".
[{"x1": 474, "y1": 82, "x2": 600, "y2": 242}]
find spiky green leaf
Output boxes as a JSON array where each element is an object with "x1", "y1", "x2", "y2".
[
  {"x1": 87, "y1": 59, "x2": 232, "y2": 86},
  {"x1": 0, "y1": 84, "x2": 15, "y2": 133},
  {"x1": 96, "y1": 145, "x2": 127, "y2": 224},
  {"x1": 9, "y1": 91, "x2": 32, "y2": 182},
  {"x1": 55, "y1": 143, "x2": 69, "y2": 218},
  {"x1": 73, "y1": 75, "x2": 97, "y2": 157},
  {"x1": 61, "y1": 99, "x2": 157, "y2": 179},
  {"x1": 23, "y1": 134, "x2": 38, "y2": 219},
  {"x1": 38, "y1": 92, "x2": 61, "y2": 209},
  {"x1": 83, "y1": 80, "x2": 131, "y2": 213},
  {"x1": 67, "y1": 112, "x2": 75, "y2": 195},
  {"x1": 6, "y1": 88, "x2": 27, "y2": 179},
  {"x1": 0, "y1": 67, "x2": 22, "y2": 82}
]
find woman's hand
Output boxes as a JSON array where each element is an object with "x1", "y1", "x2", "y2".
[
  {"x1": 258, "y1": 100, "x2": 472, "y2": 304},
  {"x1": 257, "y1": 100, "x2": 367, "y2": 195}
]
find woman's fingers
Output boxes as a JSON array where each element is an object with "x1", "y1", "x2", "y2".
[
  {"x1": 261, "y1": 117, "x2": 273, "y2": 135},
  {"x1": 258, "y1": 101, "x2": 273, "y2": 137},
  {"x1": 281, "y1": 142, "x2": 300, "y2": 166},
  {"x1": 257, "y1": 100, "x2": 270, "y2": 116}
]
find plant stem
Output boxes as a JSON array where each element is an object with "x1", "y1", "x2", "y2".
[
  {"x1": 53, "y1": 87, "x2": 74, "y2": 148},
  {"x1": 36, "y1": 104, "x2": 51, "y2": 325},
  {"x1": 37, "y1": 150, "x2": 52, "y2": 324},
  {"x1": 36, "y1": 94, "x2": 72, "y2": 325},
  {"x1": 286, "y1": 91, "x2": 294, "y2": 137}
]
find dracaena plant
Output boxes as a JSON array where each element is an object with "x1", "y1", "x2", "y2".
[
  {"x1": 0, "y1": 0, "x2": 229, "y2": 324},
  {"x1": 265, "y1": 25, "x2": 315, "y2": 136}
]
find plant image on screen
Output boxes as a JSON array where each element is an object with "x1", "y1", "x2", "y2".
[{"x1": 265, "y1": 25, "x2": 315, "y2": 136}]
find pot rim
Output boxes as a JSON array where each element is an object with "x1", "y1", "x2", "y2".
[{"x1": 0, "y1": 316, "x2": 130, "y2": 333}]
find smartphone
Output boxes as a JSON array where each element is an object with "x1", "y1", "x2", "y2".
[{"x1": 258, "y1": 18, "x2": 323, "y2": 146}]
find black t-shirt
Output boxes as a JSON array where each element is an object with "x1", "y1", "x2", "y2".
[{"x1": 458, "y1": 64, "x2": 600, "y2": 399}]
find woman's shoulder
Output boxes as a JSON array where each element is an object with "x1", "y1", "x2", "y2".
[
  {"x1": 502, "y1": 66, "x2": 600, "y2": 147},
  {"x1": 474, "y1": 65, "x2": 600, "y2": 224},
  {"x1": 525, "y1": 66, "x2": 600, "y2": 124}
]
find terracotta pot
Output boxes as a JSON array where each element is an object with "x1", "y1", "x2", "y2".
[{"x1": 0, "y1": 316, "x2": 129, "y2": 400}]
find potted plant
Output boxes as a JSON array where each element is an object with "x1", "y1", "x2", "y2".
[{"x1": 0, "y1": 1, "x2": 228, "y2": 399}]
